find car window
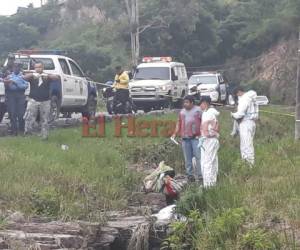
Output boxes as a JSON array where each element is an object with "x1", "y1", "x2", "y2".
[
  {"x1": 134, "y1": 67, "x2": 170, "y2": 80},
  {"x1": 175, "y1": 67, "x2": 182, "y2": 79},
  {"x1": 189, "y1": 75, "x2": 218, "y2": 85},
  {"x1": 59, "y1": 59, "x2": 71, "y2": 75},
  {"x1": 171, "y1": 68, "x2": 177, "y2": 81},
  {"x1": 17, "y1": 58, "x2": 55, "y2": 70},
  {"x1": 218, "y1": 75, "x2": 224, "y2": 83},
  {"x1": 68, "y1": 60, "x2": 84, "y2": 77}
]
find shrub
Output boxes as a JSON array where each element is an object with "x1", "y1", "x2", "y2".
[
  {"x1": 176, "y1": 187, "x2": 207, "y2": 216},
  {"x1": 163, "y1": 208, "x2": 247, "y2": 250},
  {"x1": 240, "y1": 228, "x2": 281, "y2": 250},
  {"x1": 30, "y1": 187, "x2": 60, "y2": 217}
]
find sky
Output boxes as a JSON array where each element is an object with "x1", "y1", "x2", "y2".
[{"x1": 0, "y1": 0, "x2": 42, "y2": 16}]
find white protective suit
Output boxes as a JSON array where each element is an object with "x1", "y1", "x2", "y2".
[
  {"x1": 200, "y1": 108, "x2": 220, "y2": 188},
  {"x1": 232, "y1": 90, "x2": 258, "y2": 165}
]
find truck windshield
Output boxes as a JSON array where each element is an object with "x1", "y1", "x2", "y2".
[
  {"x1": 134, "y1": 67, "x2": 170, "y2": 80},
  {"x1": 189, "y1": 75, "x2": 218, "y2": 85},
  {"x1": 12, "y1": 58, "x2": 55, "y2": 71}
]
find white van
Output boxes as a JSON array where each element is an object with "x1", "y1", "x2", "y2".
[{"x1": 129, "y1": 57, "x2": 189, "y2": 112}]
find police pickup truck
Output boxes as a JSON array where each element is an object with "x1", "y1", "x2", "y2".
[
  {"x1": 0, "y1": 50, "x2": 97, "y2": 123},
  {"x1": 188, "y1": 71, "x2": 229, "y2": 104}
]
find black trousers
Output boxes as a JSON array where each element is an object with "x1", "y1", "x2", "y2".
[
  {"x1": 113, "y1": 89, "x2": 130, "y2": 108},
  {"x1": 6, "y1": 91, "x2": 26, "y2": 135}
]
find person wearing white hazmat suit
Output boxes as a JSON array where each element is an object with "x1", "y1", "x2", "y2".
[
  {"x1": 199, "y1": 97, "x2": 220, "y2": 188},
  {"x1": 231, "y1": 86, "x2": 259, "y2": 165}
]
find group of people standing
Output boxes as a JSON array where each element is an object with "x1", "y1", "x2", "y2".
[
  {"x1": 172, "y1": 87, "x2": 259, "y2": 188},
  {"x1": 1, "y1": 55, "x2": 58, "y2": 140}
]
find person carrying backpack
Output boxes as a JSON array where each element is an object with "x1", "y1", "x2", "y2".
[{"x1": 3, "y1": 62, "x2": 28, "y2": 136}]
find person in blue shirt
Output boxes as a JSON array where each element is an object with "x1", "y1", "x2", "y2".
[{"x1": 3, "y1": 62, "x2": 28, "y2": 136}]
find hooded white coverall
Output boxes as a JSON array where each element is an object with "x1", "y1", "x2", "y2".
[
  {"x1": 200, "y1": 108, "x2": 220, "y2": 188},
  {"x1": 232, "y1": 91, "x2": 258, "y2": 165}
]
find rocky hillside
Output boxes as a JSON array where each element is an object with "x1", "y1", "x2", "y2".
[
  {"x1": 255, "y1": 39, "x2": 297, "y2": 105},
  {"x1": 223, "y1": 39, "x2": 297, "y2": 105}
]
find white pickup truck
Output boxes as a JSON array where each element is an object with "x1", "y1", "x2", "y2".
[{"x1": 0, "y1": 50, "x2": 97, "y2": 122}]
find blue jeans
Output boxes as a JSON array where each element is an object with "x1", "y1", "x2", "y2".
[
  {"x1": 182, "y1": 138, "x2": 201, "y2": 178},
  {"x1": 6, "y1": 91, "x2": 26, "y2": 135}
]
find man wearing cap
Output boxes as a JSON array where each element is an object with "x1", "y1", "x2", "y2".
[{"x1": 3, "y1": 62, "x2": 28, "y2": 135}]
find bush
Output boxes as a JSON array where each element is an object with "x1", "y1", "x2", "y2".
[
  {"x1": 240, "y1": 228, "x2": 281, "y2": 250},
  {"x1": 163, "y1": 208, "x2": 247, "y2": 250},
  {"x1": 30, "y1": 187, "x2": 60, "y2": 217},
  {"x1": 175, "y1": 186, "x2": 207, "y2": 216}
]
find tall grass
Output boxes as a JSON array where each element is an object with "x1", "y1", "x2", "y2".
[
  {"x1": 173, "y1": 107, "x2": 300, "y2": 249},
  {"x1": 0, "y1": 106, "x2": 298, "y2": 230}
]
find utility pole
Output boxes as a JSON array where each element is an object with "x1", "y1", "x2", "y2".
[
  {"x1": 296, "y1": 27, "x2": 300, "y2": 140},
  {"x1": 125, "y1": 0, "x2": 140, "y2": 66}
]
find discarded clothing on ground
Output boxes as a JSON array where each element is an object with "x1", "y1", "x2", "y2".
[{"x1": 143, "y1": 161, "x2": 183, "y2": 197}]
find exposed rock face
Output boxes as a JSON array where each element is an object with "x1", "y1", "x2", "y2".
[
  {"x1": 255, "y1": 40, "x2": 297, "y2": 105},
  {"x1": 0, "y1": 217, "x2": 152, "y2": 250},
  {"x1": 59, "y1": 0, "x2": 106, "y2": 25},
  {"x1": 224, "y1": 39, "x2": 297, "y2": 105}
]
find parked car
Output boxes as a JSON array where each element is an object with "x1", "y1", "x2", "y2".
[
  {"x1": 129, "y1": 57, "x2": 189, "y2": 112},
  {"x1": 0, "y1": 50, "x2": 97, "y2": 122},
  {"x1": 188, "y1": 72, "x2": 229, "y2": 104}
]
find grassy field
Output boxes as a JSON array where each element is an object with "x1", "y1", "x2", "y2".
[
  {"x1": 0, "y1": 106, "x2": 299, "y2": 239},
  {"x1": 0, "y1": 113, "x2": 181, "y2": 221},
  {"x1": 166, "y1": 107, "x2": 300, "y2": 249}
]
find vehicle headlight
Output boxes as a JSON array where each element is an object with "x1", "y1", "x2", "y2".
[{"x1": 160, "y1": 85, "x2": 170, "y2": 91}]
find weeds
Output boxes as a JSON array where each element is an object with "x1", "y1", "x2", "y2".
[{"x1": 166, "y1": 108, "x2": 300, "y2": 249}]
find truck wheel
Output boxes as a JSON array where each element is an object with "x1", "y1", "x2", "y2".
[
  {"x1": 82, "y1": 95, "x2": 97, "y2": 119},
  {"x1": 0, "y1": 103, "x2": 6, "y2": 123},
  {"x1": 50, "y1": 96, "x2": 61, "y2": 122}
]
